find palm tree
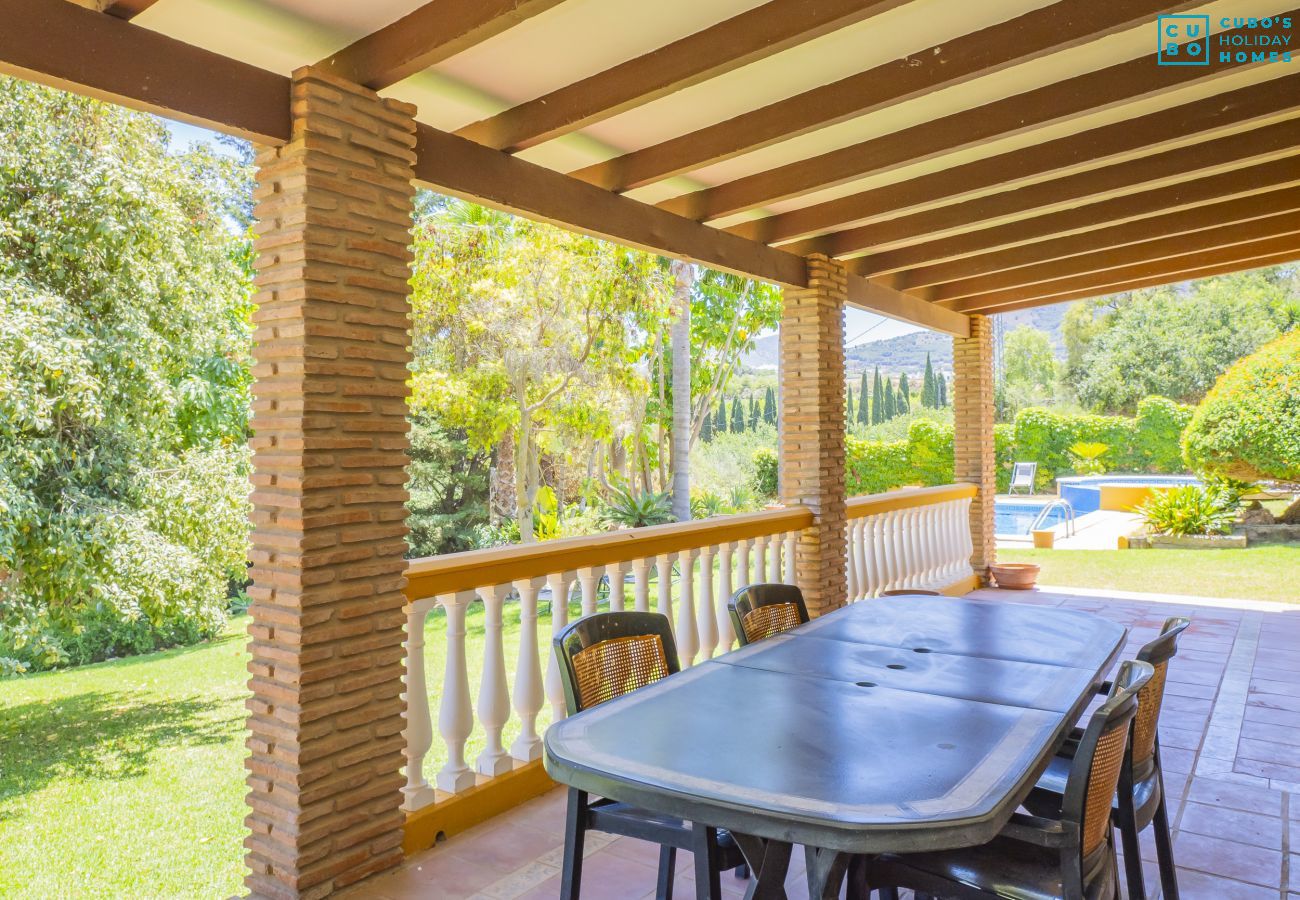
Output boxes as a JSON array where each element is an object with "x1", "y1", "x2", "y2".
[{"x1": 669, "y1": 259, "x2": 694, "y2": 522}]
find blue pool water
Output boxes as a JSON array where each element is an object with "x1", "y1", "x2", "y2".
[{"x1": 996, "y1": 499, "x2": 1069, "y2": 536}]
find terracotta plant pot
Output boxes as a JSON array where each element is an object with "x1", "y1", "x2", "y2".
[{"x1": 989, "y1": 562, "x2": 1040, "y2": 590}]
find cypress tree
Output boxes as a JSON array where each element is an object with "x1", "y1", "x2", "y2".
[
  {"x1": 937, "y1": 373, "x2": 948, "y2": 407},
  {"x1": 748, "y1": 394, "x2": 760, "y2": 430},
  {"x1": 922, "y1": 354, "x2": 937, "y2": 408},
  {"x1": 883, "y1": 377, "x2": 897, "y2": 419},
  {"x1": 714, "y1": 400, "x2": 728, "y2": 433},
  {"x1": 898, "y1": 373, "x2": 911, "y2": 414},
  {"x1": 871, "y1": 367, "x2": 884, "y2": 425},
  {"x1": 857, "y1": 372, "x2": 870, "y2": 425},
  {"x1": 730, "y1": 396, "x2": 746, "y2": 432},
  {"x1": 763, "y1": 385, "x2": 777, "y2": 424},
  {"x1": 700, "y1": 407, "x2": 714, "y2": 441},
  {"x1": 846, "y1": 386, "x2": 855, "y2": 423}
]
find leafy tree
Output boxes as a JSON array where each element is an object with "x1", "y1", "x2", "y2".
[
  {"x1": 406, "y1": 413, "x2": 491, "y2": 556},
  {"x1": 857, "y1": 372, "x2": 870, "y2": 425},
  {"x1": 409, "y1": 200, "x2": 672, "y2": 542},
  {"x1": 730, "y1": 396, "x2": 746, "y2": 432},
  {"x1": 1066, "y1": 269, "x2": 1299, "y2": 412},
  {"x1": 1183, "y1": 330, "x2": 1300, "y2": 522},
  {"x1": 872, "y1": 367, "x2": 885, "y2": 425},
  {"x1": 0, "y1": 78, "x2": 253, "y2": 671},
  {"x1": 763, "y1": 385, "x2": 777, "y2": 425},
  {"x1": 897, "y1": 373, "x2": 911, "y2": 414},
  {"x1": 1002, "y1": 326, "x2": 1059, "y2": 411}
]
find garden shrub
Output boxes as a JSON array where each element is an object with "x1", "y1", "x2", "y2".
[
  {"x1": 1135, "y1": 396, "x2": 1194, "y2": 473},
  {"x1": 1183, "y1": 330, "x2": 1300, "y2": 484},
  {"x1": 907, "y1": 419, "x2": 954, "y2": 486},
  {"x1": 845, "y1": 437, "x2": 911, "y2": 495},
  {"x1": 752, "y1": 447, "x2": 779, "y2": 498}
]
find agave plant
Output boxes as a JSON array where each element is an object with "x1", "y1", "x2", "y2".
[
  {"x1": 599, "y1": 483, "x2": 674, "y2": 529},
  {"x1": 1137, "y1": 485, "x2": 1236, "y2": 536},
  {"x1": 690, "y1": 490, "x2": 732, "y2": 520}
]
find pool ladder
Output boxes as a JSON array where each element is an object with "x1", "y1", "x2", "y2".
[{"x1": 1030, "y1": 499, "x2": 1076, "y2": 537}]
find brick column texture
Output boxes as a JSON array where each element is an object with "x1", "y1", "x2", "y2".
[
  {"x1": 953, "y1": 314, "x2": 997, "y2": 581},
  {"x1": 780, "y1": 255, "x2": 848, "y2": 616},
  {"x1": 245, "y1": 68, "x2": 416, "y2": 899}
]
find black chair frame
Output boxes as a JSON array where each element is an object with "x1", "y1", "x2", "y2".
[
  {"x1": 727, "y1": 583, "x2": 810, "y2": 647},
  {"x1": 870, "y1": 660, "x2": 1155, "y2": 900},
  {"x1": 553, "y1": 611, "x2": 746, "y2": 900}
]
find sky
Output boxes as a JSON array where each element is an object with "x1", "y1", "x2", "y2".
[{"x1": 162, "y1": 119, "x2": 920, "y2": 347}]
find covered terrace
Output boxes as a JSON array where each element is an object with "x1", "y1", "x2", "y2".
[{"x1": 3, "y1": 0, "x2": 1298, "y2": 897}]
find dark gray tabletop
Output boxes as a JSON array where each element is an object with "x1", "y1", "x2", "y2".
[{"x1": 544, "y1": 595, "x2": 1126, "y2": 855}]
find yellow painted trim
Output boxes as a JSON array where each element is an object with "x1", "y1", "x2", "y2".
[
  {"x1": 846, "y1": 484, "x2": 978, "y2": 520},
  {"x1": 938, "y1": 572, "x2": 981, "y2": 596},
  {"x1": 405, "y1": 506, "x2": 814, "y2": 600},
  {"x1": 1099, "y1": 483, "x2": 1175, "y2": 512},
  {"x1": 403, "y1": 760, "x2": 556, "y2": 855}
]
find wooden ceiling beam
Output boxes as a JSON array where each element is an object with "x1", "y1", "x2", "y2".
[
  {"x1": 655, "y1": 14, "x2": 1285, "y2": 222},
  {"x1": 849, "y1": 156, "x2": 1300, "y2": 276},
  {"x1": 317, "y1": 0, "x2": 566, "y2": 91},
  {"x1": 943, "y1": 235, "x2": 1300, "y2": 313},
  {"x1": 894, "y1": 185, "x2": 1300, "y2": 289},
  {"x1": 412, "y1": 124, "x2": 810, "y2": 288},
  {"x1": 571, "y1": 0, "x2": 1202, "y2": 195},
  {"x1": 456, "y1": 0, "x2": 913, "y2": 153},
  {"x1": 848, "y1": 277, "x2": 969, "y2": 337},
  {"x1": 927, "y1": 213, "x2": 1300, "y2": 303},
  {"x1": 0, "y1": 0, "x2": 290, "y2": 142},
  {"x1": 788, "y1": 118, "x2": 1300, "y2": 259},
  {"x1": 728, "y1": 73, "x2": 1300, "y2": 246},
  {"x1": 102, "y1": 0, "x2": 161, "y2": 20},
  {"x1": 959, "y1": 252, "x2": 1300, "y2": 316}
]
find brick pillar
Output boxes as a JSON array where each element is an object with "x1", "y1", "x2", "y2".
[
  {"x1": 244, "y1": 68, "x2": 417, "y2": 899},
  {"x1": 953, "y1": 314, "x2": 997, "y2": 582},
  {"x1": 780, "y1": 255, "x2": 848, "y2": 616}
]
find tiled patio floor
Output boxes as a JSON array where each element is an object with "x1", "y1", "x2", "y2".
[{"x1": 348, "y1": 587, "x2": 1300, "y2": 900}]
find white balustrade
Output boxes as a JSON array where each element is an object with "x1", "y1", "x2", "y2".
[{"x1": 401, "y1": 502, "x2": 961, "y2": 815}]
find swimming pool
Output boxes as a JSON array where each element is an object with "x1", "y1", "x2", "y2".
[
  {"x1": 1057, "y1": 474, "x2": 1199, "y2": 514},
  {"x1": 995, "y1": 498, "x2": 1071, "y2": 537}
]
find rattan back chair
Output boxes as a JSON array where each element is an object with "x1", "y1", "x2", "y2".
[
  {"x1": 1028, "y1": 616, "x2": 1190, "y2": 900},
  {"x1": 552, "y1": 612, "x2": 745, "y2": 899},
  {"x1": 728, "y1": 583, "x2": 810, "y2": 647},
  {"x1": 870, "y1": 660, "x2": 1154, "y2": 900}
]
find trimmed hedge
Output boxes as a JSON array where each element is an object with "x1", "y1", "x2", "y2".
[
  {"x1": 1183, "y1": 330, "x2": 1300, "y2": 482},
  {"x1": 844, "y1": 397, "x2": 1192, "y2": 496}
]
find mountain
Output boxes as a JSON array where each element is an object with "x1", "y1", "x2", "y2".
[{"x1": 740, "y1": 302, "x2": 1071, "y2": 373}]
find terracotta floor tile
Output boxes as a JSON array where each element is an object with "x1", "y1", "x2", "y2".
[
  {"x1": 1175, "y1": 833, "x2": 1282, "y2": 887},
  {"x1": 1186, "y1": 777, "x2": 1284, "y2": 816},
  {"x1": 1178, "y1": 800, "x2": 1283, "y2": 850},
  {"x1": 1172, "y1": 868, "x2": 1279, "y2": 899}
]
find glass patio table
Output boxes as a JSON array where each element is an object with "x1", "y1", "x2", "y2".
[{"x1": 544, "y1": 594, "x2": 1127, "y2": 899}]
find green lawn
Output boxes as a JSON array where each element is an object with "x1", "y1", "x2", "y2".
[
  {"x1": 4, "y1": 548, "x2": 1296, "y2": 897},
  {"x1": 1000, "y1": 544, "x2": 1300, "y2": 604}
]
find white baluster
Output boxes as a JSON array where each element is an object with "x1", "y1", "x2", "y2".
[
  {"x1": 607, "y1": 560, "x2": 629, "y2": 611},
  {"x1": 436, "y1": 591, "x2": 476, "y2": 793},
  {"x1": 768, "y1": 533, "x2": 782, "y2": 582},
  {"x1": 656, "y1": 553, "x2": 675, "y2": 625},
  {"x1": 752, "y1": 534, "x2": 767, "y2": 585},
  {"x1": 900, "y1": 508, "x2": 918, "y2": 588},
  {"x1": 476, "y1": 583, "x2": 513, "y2": 777},
  {"x1": 402, "y1": 599, "x2": 437, "y2": 810},
  {"x1": 850, "y1": 519, "x2": 866, "y2": 602},
  {"x1": 737, "y1": 539, "x2": 751, "y2": 591},
  {"x1": 631, "y1": 557, "x2": 652, "y2": 612},
  {"x1": 883, "y1": 510, "x2": 902, "y2": 592},
  {"x1": 544, "y1": 571, "x2": 576, "y2": 722},
  {"x1": 784, "y1": 532, "x2": 797, "y2": 585},
  {"x1": 697, "y1": 545, "x2": 718, "y2": 661},
  {"x1": 717, "y1": 541, "x2": 736, "y2": 651},
  {"x1": 577, "y1": 566, "x2": 602, "y2": 617},
  {"x1": 676, "y1": 548, "x2": 699, "y2": 666},
  {"x1": 510, "y1": 577, "x2": 546, "y2": 762}
]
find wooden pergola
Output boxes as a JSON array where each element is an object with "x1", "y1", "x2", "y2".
[{"x1": 3, "y1": 1, "x2": 1297, "y2": 896}]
